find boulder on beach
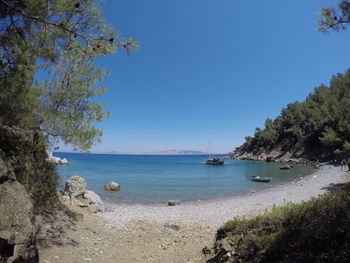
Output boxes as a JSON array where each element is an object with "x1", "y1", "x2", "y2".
[
  {"x1": 64, "y1": 176, "x2": 87, "y2": 195},
  {"x1": 103, "y1": 181, "x2": 120, "y2": 191},
  {"x1": 63, "y1": 176, "x2": 104, "y2": 212},
  {"x1": 168, "y1": 200, "x2": 181, "y2": 206},
  {"x1": 280, "y1": 165, "x2": 292, "y2": 170},
  {"x1": 74, "y1": 190, "x2": 105, "y2": 212}
]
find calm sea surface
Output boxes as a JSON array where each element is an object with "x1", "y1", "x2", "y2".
[{"x1": 55, "y1": 153, "x2": 314, "y2": 204}]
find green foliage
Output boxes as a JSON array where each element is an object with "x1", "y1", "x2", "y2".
[
  {"x1": 319, "y1": 127, "x2": 342, "y2": 149},
  {"x1": 238, "y1": 69, "x2": 350, "y2": 159},
  {"x1": 0, "y1": 126, "x2": 58, "y2": 213},
  {"x1": 211, "y1": 183, "x2": 350, "y2": 262},
  {"x1": 319, "y1": 1, "x2": 350, "y2": 32},
  {"x1": 0, "y1": 1, "x2": 137, "y2": 213},
  {"x1": 0, "y1": 0, "x2": 137, "y2": 150}
]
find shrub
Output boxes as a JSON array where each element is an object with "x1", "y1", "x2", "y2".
[
  {"x1": 209, "y1": 183, "x2": 350, "y2": 262},
  {"x1": 0, "y1": 125, "x2": 59, "y2": 214}
]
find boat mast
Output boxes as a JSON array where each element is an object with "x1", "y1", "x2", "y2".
[{"x1": 206, "y1": 138, "x2": 212, "y2": 159}]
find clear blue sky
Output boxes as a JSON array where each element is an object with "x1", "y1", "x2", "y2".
[{"x1": 60, "y1": 0, "x2": 350, "y2": 154}]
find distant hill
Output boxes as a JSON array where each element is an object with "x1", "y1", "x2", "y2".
[
  {"x1": 145, "y1": 149, "x2": 206, "y2": 155},
  {"x1": 105, "y1": 149, "x2": 207, "y2": 155},
  {"x1": 106, "y1": 150, "x2": 120, "y2": 154}
]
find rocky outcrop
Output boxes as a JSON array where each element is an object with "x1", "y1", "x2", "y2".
[
  {"x1": 63, "y1": 176, "x2": 104, "y2": 213},
  {"x1": 64, "y1": 176, "x2": 87, "y2": 195},
  {"x1": 229, "y1": 146, "x2": 314, "y2": 165},
  {"x1": 47, "y1": 152, "x2": 69, "y2": 165},
  {"x1": 0, "y1": 152, "x2": 38, "y2": 263},
  {"x1": 103, "y1": 181, "x2": 120, "y2": 191}
]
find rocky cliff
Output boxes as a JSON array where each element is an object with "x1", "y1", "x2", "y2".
[{"x1": 229, "y1": 143, "x2": 315, "y2": 164}]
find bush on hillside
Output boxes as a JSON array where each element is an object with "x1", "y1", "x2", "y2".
[{"x1": 234, "y1": 69, "x2": 350, "y2": 161}]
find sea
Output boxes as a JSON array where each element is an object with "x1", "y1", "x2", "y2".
[{"x1": 55, "y1": 153, "x2": 314, "y2": 204}]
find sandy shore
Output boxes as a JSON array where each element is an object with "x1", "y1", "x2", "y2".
[
  {"x1": 40, "y1": 164, "x2": 348, "y2": 263},
  {"x1": 102, "y1": 164, "x2": 348, "y2": 228}
]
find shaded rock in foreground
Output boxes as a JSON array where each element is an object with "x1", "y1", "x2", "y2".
[{"x1": 0, "y1": 152, "x2": 38, "y2": 263}]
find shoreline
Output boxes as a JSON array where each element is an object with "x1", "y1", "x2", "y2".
[
  {"x1": 101, "y1": 164, "x2": 348, "y2": 228},
  {"x1": 39, "y1": 164, "x2": 349, "y2": 263}
]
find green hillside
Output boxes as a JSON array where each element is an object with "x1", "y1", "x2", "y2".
[{"x1": 231, "y1": 69, "x2": 350, "y2": 162}]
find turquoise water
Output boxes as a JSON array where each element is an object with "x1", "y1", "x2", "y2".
[{"x1": 55, "y1": 153, "x2": 314, "y2": 204}]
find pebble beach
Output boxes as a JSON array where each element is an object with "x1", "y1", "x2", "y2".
[
  {"x1": 40, "y1": 164, "x2": 349, "y2": 263},
  {"x1": 102, "y1": 164, "x2": 348, "y2": 228}
]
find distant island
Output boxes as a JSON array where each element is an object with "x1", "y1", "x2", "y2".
[{"x1": 105, "y1": 149, "x2": 208, "y2": 155}]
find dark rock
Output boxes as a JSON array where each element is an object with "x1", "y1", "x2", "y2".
[
  {"x1": 0, "y1": 152, "x2": 39, "y2": 263},
  {"x1": 168, "y1": 200, "x2": 181, "y2": 206},
  {"x1": 266, "y1": 156, "x2": 274, "y2": 162},
  {"x1": 164, "y1": 223, "x2": 181, "y2": 231},
  {"x1": 202, "y1": 246, "x2": 211, "y2": 255},
  {"x1": 280, "y1": 165, "x2": 292, "y2": 170}
]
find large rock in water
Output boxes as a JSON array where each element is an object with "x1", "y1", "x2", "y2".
[
  {"x1": 64, "y1": 176, "x2": 87, "y2": 195},
  {"x1": 0, "y1": 153, "x2": 38, "y2": 263},
  {"x1": 103, "y1": 181, "x2": 120, "y2": 191}
]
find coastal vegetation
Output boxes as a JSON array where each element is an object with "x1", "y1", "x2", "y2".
[
  {"x1": 1, "y1": 1, "x2": 350, "y2": 263},
  {"x1": 0, "y1": 1, "x2": 135, "y2": 261},
  {"x1": 232, "y1": 69, "x2": 350, "y2": 161},
  {"x1": 231, "y1": 1, "x2": 350, "y2": 162},
  {"x1": 217, "y1": 3, "x2": 350, "y2": 262},
  {"x1": 0, "y1": 0, "x2": 136, "y2": 210},
  {"x1": 208, "y1": 183, "x2": 350, "y2": 262}
]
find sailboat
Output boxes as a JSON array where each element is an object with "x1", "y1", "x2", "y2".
[{"x1": 204, "y1": 139, "x2": 224, "y2": 165}]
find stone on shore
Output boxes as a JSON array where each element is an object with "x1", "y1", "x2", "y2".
[
  {"x1": 103, "y1": 181, "x2": 120, "y2": 191},
  {"x1": 0, "y1": 153, "x2": 38, "y2": 263},
  {"x1": 63, "y1": 176, "x2": 104, "y2": 212},
  {"x1": 280, "y1": 165, "x2": 292, "y2": 170},
  {"x1": 74, "y1": 190, "x2": 105, "y2": 212},
  {"x1": 168, "y1": 200, "x2": 181, "y2": 206},
  {"x1": 65, "y1": 176, "x2": 87, "y2": 195}
]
